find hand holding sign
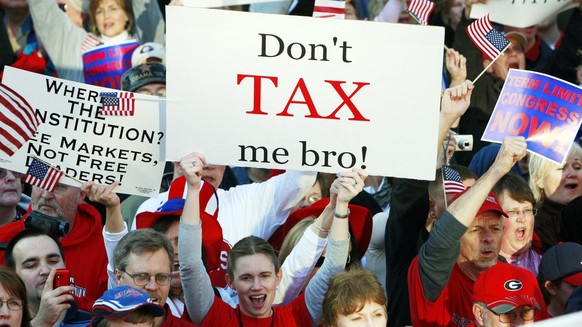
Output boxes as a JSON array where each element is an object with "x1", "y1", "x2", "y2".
[{"x1": 491, "y1": 136, "x2": 527, "y2": 176}]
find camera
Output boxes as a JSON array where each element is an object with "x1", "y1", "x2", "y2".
[
  {"x1": 25, "y1": 210, "x2": 70, "y2": 237},
  {"x1": 453, "y1": 134, "x2": 473, "y2": 151}
]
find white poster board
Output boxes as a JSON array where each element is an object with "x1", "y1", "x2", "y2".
[
  {"x1": 471, "y1": 0, "x2": 577, "y2": 28},
  {"x1": 166, "y1": 7, "x2": 444, "y2": 180},
  {"x1": 0, "y1": 67, "x2": 165, "y2": 196}
]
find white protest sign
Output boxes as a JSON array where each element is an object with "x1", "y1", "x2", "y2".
[
  {"x1": 470, "y1": 0, "x2": 577, "y2": 28},
  {"x1": 0, "y1": 67, "x2": 166, "y2": 196},
  {"x1": 166, "y1": 7, "x2": 444, "y2": 180},
  {"x1": 182, "y1": 0, "x2": 284, "y2": 8}
]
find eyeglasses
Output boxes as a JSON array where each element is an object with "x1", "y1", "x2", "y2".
[
  {"x1": 120, "y1": 270, "x2": 172, "y2": 286},
  {"x1": 0, "y1": 168, "x2": 22, "y2": 179},
  {"x1": 0, "y1": 299, "x2": 23, "y2": 311},
  {"x1": 486, "y1": 306, "x2": 535, "y2": 323},
  {"x1": 305, "y1": 194, "x2": 322, "y2": 205},
  {"x1": 504, "y1": 208, "x2": 537, "y2": 218}
]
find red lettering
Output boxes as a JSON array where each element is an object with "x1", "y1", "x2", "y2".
[
  {"x1": 277, "y1": 78, "x2": 324, "y2": 118},
  {"x1": 489, "y1": 110, "x2": 512, "y2": 133},
  {"x1": 237, "y1": 74, "x2": 278, "y2": 115},
  {"x1": 508, "y1": 113, "x2": 528, "y2": 134},
  {"x1": 323, "y1": 80, "x2": 370, "y2": 121}
]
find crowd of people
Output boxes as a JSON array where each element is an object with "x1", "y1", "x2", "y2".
[{"x1": 1, "y1": 0, "x2": 582, "y2": 326}]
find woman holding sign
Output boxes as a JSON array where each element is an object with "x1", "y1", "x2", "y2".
[
  {"x1": 26, "y1": 0, "x2": 163, "y2": 88},
  {"x1": 178, "y1": 152, "x2": 366, "y2": 326}
]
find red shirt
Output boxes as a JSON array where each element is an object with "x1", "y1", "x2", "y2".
[
  {"x1": 409, "y1": 257, "x2": 475, "y2": 327},
  {"x1": 162, "y1": 304, "x2": 199, "y2": 327},
  {"x1": 0, "y1": 203, "x2": 108, "y2": 312},
  {"x1": 201, "y1": 294, "x2": 311, "y2": 326}
]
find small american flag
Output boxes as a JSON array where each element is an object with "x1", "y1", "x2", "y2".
[
  {"x1": 99, "y1": 92, "x2": 135, "y2": 116},
  {"x1": 0, "y1": 83, "x2": 40, "y2": 156},
  {"x1": 467, "y1": 14, "x2": 510, "y2": 61},
  {"x1": 442, "y1": 166, "x2": 465, "y2": 196},
  {"x1": 23, "y1": 159, "x2": 64, "y2": 192},
  {"x1": 312, "y1": 0, "x2": 345, "y2": 19},
  {"x1": 407, "y1": 0, "x2": 435, "y2": 25},
  {"x1": 81, "y1": 34, "x2": 102, "y2": 53}
]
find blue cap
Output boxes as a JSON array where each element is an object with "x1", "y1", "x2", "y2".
[{"x1": 92, "y1": 286, "x2": 165, "y2": 326}]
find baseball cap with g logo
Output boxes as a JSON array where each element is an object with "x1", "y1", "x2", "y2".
[{"x1": 474, "y1": 263, "x2": 540, "y2": 314}]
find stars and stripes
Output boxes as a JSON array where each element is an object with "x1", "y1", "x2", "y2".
[
  {"x1": 0, "y1": 83, "x2": 40, "y2": 156},
  {"x1": 442, "y1": 165, "x2": 466, "y2": 196},
  {"x1": 407, "y1": 0, "x2": 435, "y2": 25},
  {"x1": 99, "y1": 92, "x2": 135, "y2": 116},
  {"x1": 467, "y1": 14, "x2": 510, "y2": 61},
  {"x1": 81, "y1": 34, "x2": 102, "y2": 53},
  {"x1": 23, "y1": 159, "x2": 64, "y2": 192},
  {"x1": 312, "y1": 0, "x2": 346, "y2": 19}
]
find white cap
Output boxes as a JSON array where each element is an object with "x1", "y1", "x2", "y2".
[{"x1": 131, "y1": 42, "x2": 165, "y2": 67}]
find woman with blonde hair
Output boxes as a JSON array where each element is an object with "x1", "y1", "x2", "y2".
[{"x1": 529, "y1": 142, "x2": 582, "y2": 251}]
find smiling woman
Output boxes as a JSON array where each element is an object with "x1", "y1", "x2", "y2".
[{"x1": 26, "y1": 0, "x2": 163, "y2": 84}]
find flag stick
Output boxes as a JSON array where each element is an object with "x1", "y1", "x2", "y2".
[
  {"x1": 407, "y1": 12, "x2": 450, "y2": 51},
  {"x1": 30, "y1": 155, "x2": 84, "y2": 185},
  {"x1": 472, "y1": 44, "x2": 510, "y2": 84}
]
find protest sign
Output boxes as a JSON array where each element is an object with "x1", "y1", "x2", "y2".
[
  {"x1": 166, "y1": 7, "x2": 444, "y2": 180},
  {"x1": 470, "y1": 0, "x2": 577, "y2": 28},
  {"x1": 0, "y1": 66, "x2": 166, "y2": 196},
  {"x1": 482, "y1": 69, "x2": 582, "y2": 164},
  {"x1": 83, "y1": 41, "x2": 139, "y2": 89}
]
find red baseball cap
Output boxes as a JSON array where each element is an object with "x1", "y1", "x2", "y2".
[
  {"x1": 450, "y1": 188, "x2": 508, "y2": 218},
  {"x1": 474, "y1": 262, "x2": 540, "y2": 314},
  {"x1": 268, "y1": 198, "x2": 373, "y2": 258}
]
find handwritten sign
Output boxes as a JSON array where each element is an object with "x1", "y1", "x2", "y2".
[
  {"x1": 482, "y1": 69, "x2": 582, "y2": 164},
  {"x1": 0, "y1": 67, "x2": 166, "y2": 196},
  {"x1": 166, "y1": 7, "x2": 445, "y2": 180}
]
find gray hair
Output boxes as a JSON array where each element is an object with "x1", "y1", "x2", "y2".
[{"x1": 113, "y1": 229, "x2": 173, "y2": 272}]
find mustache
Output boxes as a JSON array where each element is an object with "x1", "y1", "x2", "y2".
[{"x1": 480, "y1": 244, "x2": 497, "y2": 252}]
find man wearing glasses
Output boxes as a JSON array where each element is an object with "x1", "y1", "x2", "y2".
[
  {"x1": 493, "y1": 173, "x2": 542, "y2": 276},
  {"x1": 112, "y1": 228, "x2": 197, "y2": 327},
  {"x1": 472, "y1": 262, "x2": 542, "y2": 327}
]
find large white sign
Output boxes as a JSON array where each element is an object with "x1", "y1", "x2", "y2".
[
  {"x1": 471, "y1": 0, "x2": 577, "y2": 28},
  {"x1": 166, "y1": 7, "x2": 444, "y2": 180},
  {"x1": 0, "y1": 67, "x2": 165, "y2": 196}
]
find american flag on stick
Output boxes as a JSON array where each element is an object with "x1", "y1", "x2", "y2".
[
  {"x1": 23, "y1": 158, "x2": 64, "y2": 192},
  {"x1": 312, "y1": 0, "x2": 345, "y2": 19},
  {"x1": 467, "y1": 14, "x2": 510, "y2": 61},
  {"x1": 442, "y1": 165, "x2": 466, "y2": 196},
  {"x1": 99, "y1": 92, "x2": 135, "y2": 116},
  {"x1": 0, "y1": 83, "x2": 40, "y2": 156},
  {"x1": 407, "y1": 0, "x2": 435, "y2": 25}
]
